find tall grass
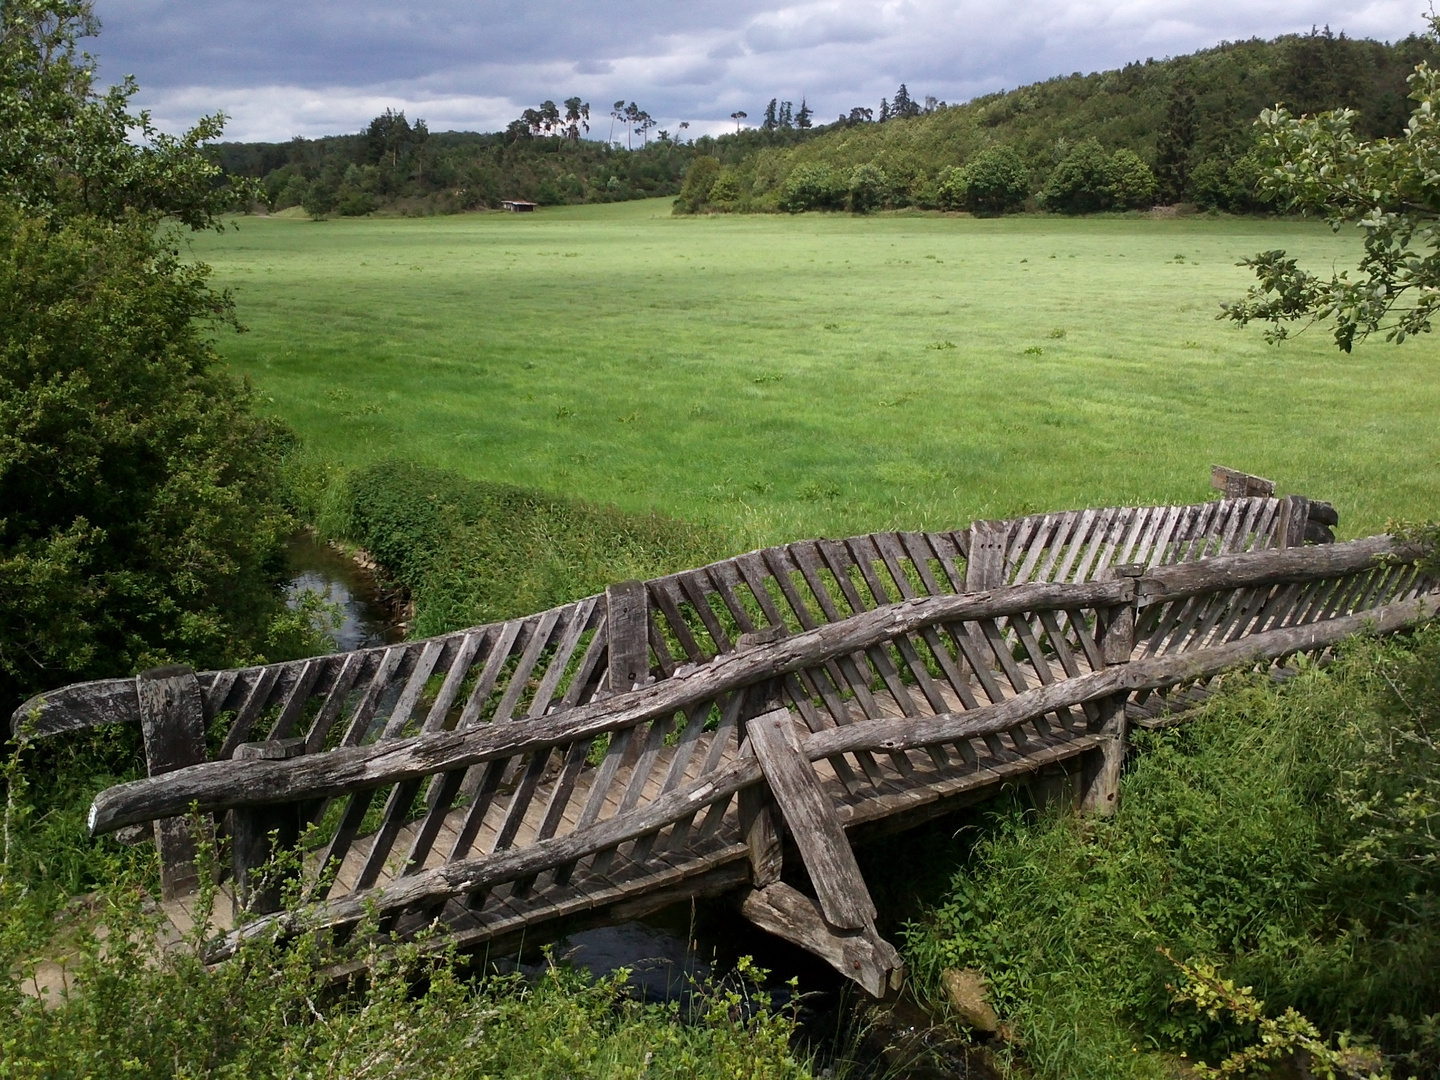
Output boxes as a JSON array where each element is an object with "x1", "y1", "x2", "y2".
[
  {"x1": 314, "y1": 458, "x2": 727, "y2": 635},
  {"x1": 195, "y1": 202, "x2": 1440, "y2": 542},
  {"x1": 903, "y1": 628, "x2": 1440, "y2": 1079}
]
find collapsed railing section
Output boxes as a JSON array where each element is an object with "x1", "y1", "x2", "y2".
[
  {"x1": 15, "y1": 495, "x2": 1290, "y2": 901},
  {"x1": 80, "y1": 535, "x2": 1435, "y2": 991}
]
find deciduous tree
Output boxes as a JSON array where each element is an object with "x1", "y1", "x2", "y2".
[
  {"x1": 0, "y1": 1, "x2": 297, "y2": 713},
  {"x1": 1224, "y1": 16, "x2": 1440, "y2": 350}
]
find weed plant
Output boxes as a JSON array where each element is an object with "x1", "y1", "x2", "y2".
[
  {"x1": 0, "y1": 735, "x2": 810, "y2": 1079},
  {"x1": 903, "y1": 628, "x2": 1440, "y2": 1079},
  {"x1": 324, "y1": 459, "x2": 727, "y2": 635}
]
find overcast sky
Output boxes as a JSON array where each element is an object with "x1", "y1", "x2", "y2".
[{"x1": 91, "y1": 0, "x2": 1425, "y2": 143}]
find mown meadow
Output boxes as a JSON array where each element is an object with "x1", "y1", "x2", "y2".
[{"x1": 197, "y1": 198, "x2": 1440, "y2": 546}]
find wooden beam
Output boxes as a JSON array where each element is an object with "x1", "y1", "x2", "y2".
[
  {"x1": 1211, "y1": 465, "x2": 1275, "y2": 499},
  {"x1": 136, "y1": 666, "x2": 208, "y2": 901},
  {"x1": 90, "y1": 545, "x2": 1427, "y2": 835},
  {"x1": 740, "y1": 882, "x2": 903, "y2": 998},
  {"x1": 964, "y1": 521, "x2": 1007, "y2": 591},
  {"x1": 606, "y1": 581, "x2": 649, "y2": 693},
  {"x1": 231, "y1": 738, "x2": 306, "y2": 917},
  {"x1": 87, "y1": 575, "x2": 1133, "y2": 832},
  {"x1": 198, "y1": 591, "x2": 1437, "y2": 958},
  {"x1": 747, "y1": 708, "x2": 874, "y2": 930},
  {"x1": 207, "y1": 754, "x2": 765, "y2": 961}
]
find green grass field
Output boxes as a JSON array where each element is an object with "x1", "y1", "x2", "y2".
[{"x1": 192, "y1": 199, "x2": 1440, "y2": 544}]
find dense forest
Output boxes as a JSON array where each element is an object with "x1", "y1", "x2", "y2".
[
  {"x1": 218, "y1": 27, "x2": 1436, "y2": 218},
  {"x1": 678, "y1": 27, "x2": 1439, "y2": 214}
]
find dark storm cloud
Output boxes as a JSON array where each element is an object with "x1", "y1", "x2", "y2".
[{"x1": 92, "y1": 0, "x2": 1426, "y2": 141}]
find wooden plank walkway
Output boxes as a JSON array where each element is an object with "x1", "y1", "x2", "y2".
[{"x1": 16, "y1": 482, "x2": 1436, "y2": 995}]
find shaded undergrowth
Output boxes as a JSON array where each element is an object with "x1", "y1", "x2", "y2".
[{"x1": 904, "y1": 628, "x2": 1440, "y2": 1078}]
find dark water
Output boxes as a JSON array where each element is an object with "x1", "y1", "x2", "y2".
[
  {"x1": 282, "y1": 533, "x2": 995, "y2": 1078},
  {"x1": 285, "y1": 532, "x2": 405, "y2": 652}
]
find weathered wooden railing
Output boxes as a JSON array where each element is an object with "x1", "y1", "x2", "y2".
[{"x1": 13, "y1": 483, "x2": 1424, "y2": 996}]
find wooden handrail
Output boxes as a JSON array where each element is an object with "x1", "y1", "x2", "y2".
[
  {"x1": 87, "y1": 535, "x2": 1423, "y2": 835},
  {"x1": 205, "y1": 592, "x2": 1435, "y2": 958}
]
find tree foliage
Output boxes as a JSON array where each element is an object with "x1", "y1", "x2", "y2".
[
  {"x1": 0, "y1": 0, "x2": 252, "y2": 228},
  {"x1": 0, "y1": 1, "x2": 295, "y2": 713},
  {"x1": 1039, "y1": 139, "x2": 1157, "y2": 212},
  {"x1": 1224, "y1": 17, "x2": 1440, "y2": 351},
  {"x1": 938, "y1": 145, "x2": 1030, "y2": 214}
]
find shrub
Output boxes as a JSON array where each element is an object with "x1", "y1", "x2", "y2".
[
  {"x1": 673, "y1": 155, "x2": 720, "y2": 213},
  {"x1": 709, "y1": 167, "x2": 743, "y2": 205},
  {"x1": 1106, "y1": 148, "x2": 1158, "y2": 209},
  {"x1": 301, "y1": 179, "x2": 337, "y2": 220},
  {"x1": 1040, "y1": 140, "x2": 1157, "y2": 213},
  {"x1": 905, "y1": 629, "x2": 1440, "y2": 1079},
  {"x1": 935, "y1": 165, "x2": 968, "y2": 210},
  {"x1": 336, "y1": 184, "x2": 375, "y2": 216},
  {"x1": 777, "y1": 163, "x2": 846, "y2": 212},
  {"x1": 331, "y1": 460, "x2": 726, "y2": 635},
  {"x1": 956, "y1": 146, "x2": 1030, "y2": 214},
  {"x1": 1038, "y1": 138, "x2": 1115, "y2": 213},
  {"x1": 1191, "y1": 151, "x2": 1268, "y2": 212},
  {"x1": 0, "y1": 206, "x2": 297, "y2": 717},
  {"x1": 846, "y1": 162, "x2": 889, "y2": 213}
]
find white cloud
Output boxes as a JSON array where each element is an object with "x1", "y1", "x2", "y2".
[{"x1": 95, "y1": 0, "x2": 1432, "y2": 141}]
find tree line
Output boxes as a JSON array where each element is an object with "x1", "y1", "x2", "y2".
[{"x1": 675, "y1": 27, "x2": 1437, "y2": 215}]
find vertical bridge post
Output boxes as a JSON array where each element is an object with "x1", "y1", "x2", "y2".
[
  {"x1": 231, "y1": 737, "x2": 307, "y2": 917},
  {"x1": 1081, "y1": 566, "x2": 1139, "y2": 816},
  {"x1": 605, "y1": 580, "x2": 649, "y2": 694},
  {"x1": 135, "y1": 666, "x2": 208, "y2": 901}
]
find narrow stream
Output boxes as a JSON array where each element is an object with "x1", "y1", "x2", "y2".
[{"x1": 283, "y1": 533, "x2": 995, "y2": 1078}]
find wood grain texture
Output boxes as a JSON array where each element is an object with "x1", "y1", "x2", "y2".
[{"x1": 747, "y1": 708, "x2": 875, "y2": 930}]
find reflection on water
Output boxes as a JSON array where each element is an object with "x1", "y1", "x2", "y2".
[{"x1": 284, "y1": 532, "x2": 403, "y2": 653}]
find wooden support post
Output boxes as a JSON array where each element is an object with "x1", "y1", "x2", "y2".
[
  {"x1": 747, "y1": 707, "x2": 874, "y2": 930},
  {"x1": 135, "y1": 666, "x2": 208, "y2": 901},
  {"x1": 231, "y1": 738, "x2": 306, "y2": 917},
  {"x1": 605, "y1": 580, "x2": 649, "y2": 693},
  {"x1": 1083, "y1": 571, "x2": 1138, "y2": 816},
  {"x1": 964, "y1": 521, "x2": 1007, "y2": 592},
  {"x1": 1275, "y1": 494, "x2": 1312, "y2": 548},
  {"x1": 741, "y1": 882, "x2": 904, "y2": 998},
  {"x1": 1211, "y1": 465, "x2": 1276, "y2": 499},
  {"x1": 737, "y1": 782, "x2": 783, "y2": 887}
]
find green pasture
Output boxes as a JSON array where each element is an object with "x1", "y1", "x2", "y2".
[{"x1": 191, "y1": 199, "x2": 1440, "y2": 543}]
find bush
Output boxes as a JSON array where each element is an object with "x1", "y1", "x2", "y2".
[
  {"x1": 1106, "y1": 148, "x2": 1158, "y2": 209},
  {"x1": 301, "y1": 180, "x2": 338, "y2": 220},
  {"x1": 0, "y1": 205, "x2": 297, "y2": 717},
  {"x1": 1191, "y1": 151, "x2": 1268, "y2": 212},
  {"x1": 331, "y1": 460, "x2": 726, "y2": 635},
  {"x1": 846, "y1": 163, "x2": 888, "y2": 213},
  {"x1": 1038, "y1": 138, "x2": 1116, "y2": 213},
  {"x1": 777, "y1": 163, "x2": 846, "y2": 212},
  {"x1": 905, "y1": 630, "x2": 1440, "y2": 1079},
  {"x1": 673, "y1": 155, "x2": 720, "y2": 213},
  {"x1": 1040, "y1": 140, "x2": 1157, "y2": 213},
  {"x1": 955, "y1": 146, "x2": 1030, "y2": 214},
  {"x1": 336, "y1": 184, "x2": 375, "y2": 216},
  {"x1": 709, "y1": 167, "x2": 743, "y2": 205}
]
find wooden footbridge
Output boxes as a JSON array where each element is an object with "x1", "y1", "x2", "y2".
[{"x1": 14, "y1": 471, "x2": 1436, "y2": 995}]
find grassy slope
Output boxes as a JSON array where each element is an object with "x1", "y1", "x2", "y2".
[{"x1": 194, "y1": 199, "x2": 1440, "y2": 544}]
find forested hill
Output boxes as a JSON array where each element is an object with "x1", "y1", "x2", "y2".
[
  {"x1": 677, "y1": 28, "x2": 1438, "y2": 214},
  {"x1": 218, "y1": 28, "x2": 1435, "y2": 218}
]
